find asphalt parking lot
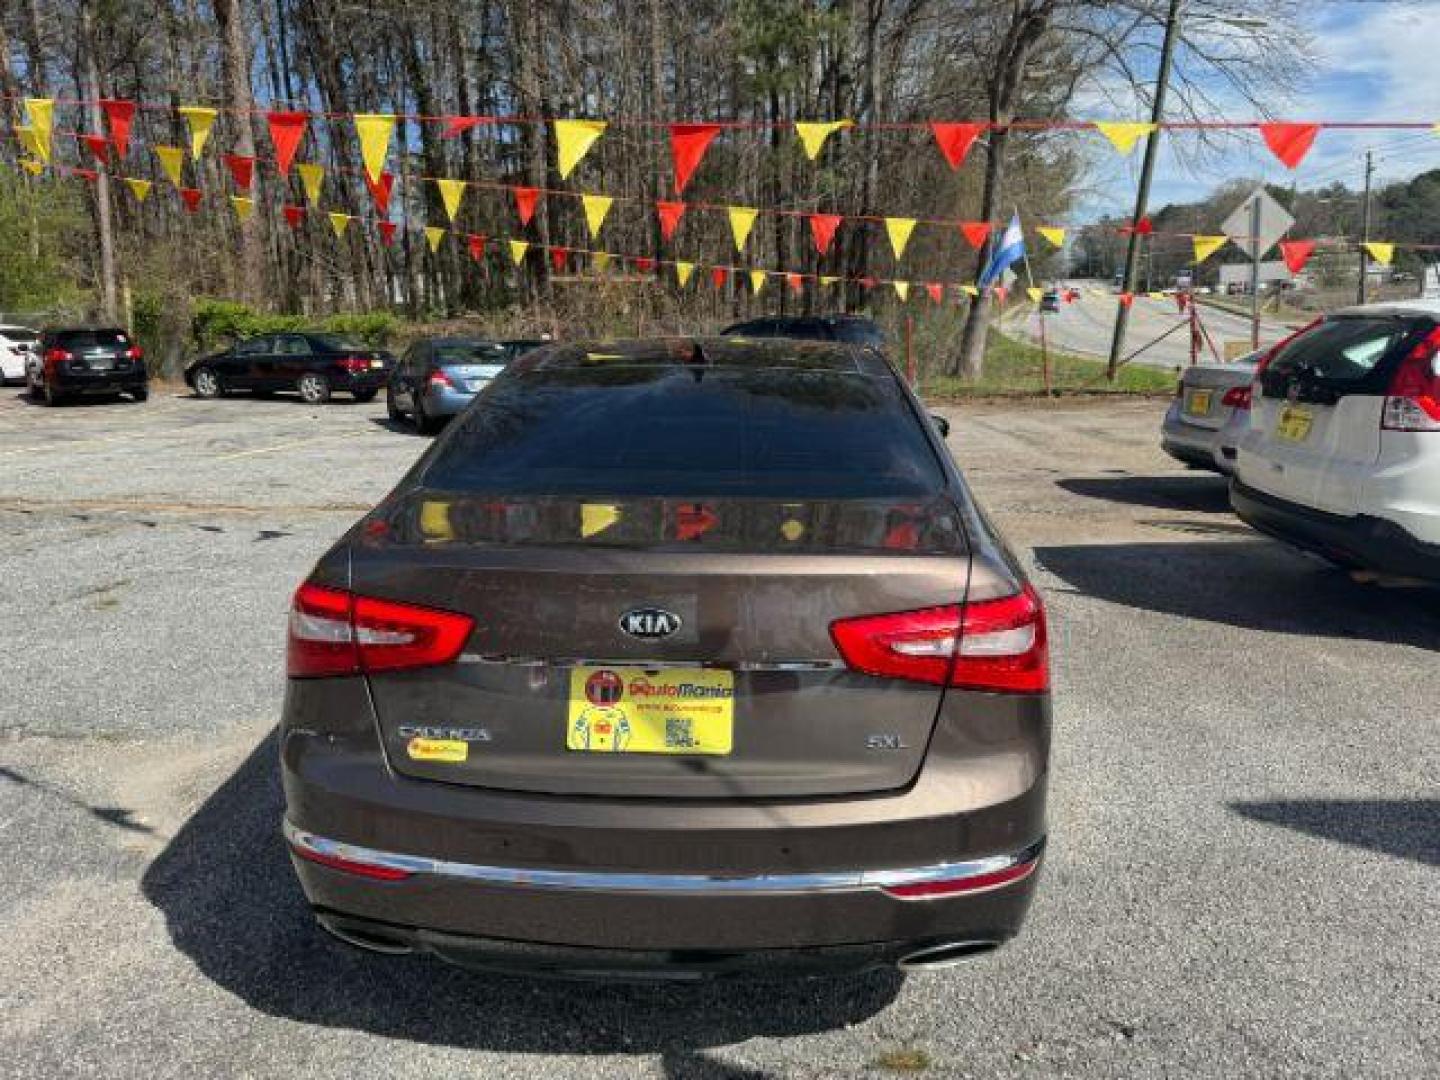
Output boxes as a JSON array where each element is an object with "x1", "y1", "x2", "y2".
[{"x1": 2, "y1": 385, "x2": 1436, "y2": 1079}]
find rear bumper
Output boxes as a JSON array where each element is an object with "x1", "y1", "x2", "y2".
[
  {"x1": 1161, "y1": 407, "x2": 1230, "y2": 474},
  {"x1": 421, "y1": 383, "x2": 479, "y2": 417},
  {"x1": 336, "y1": 372, "x2": 389, "y2": 393},
  {"x1": 280, "y1": 679, "x2": 1048, "y2": 966},
  {"x1": 51, "y1": 369, "x2": 147, "y2": 395},
  {"x1": 1231, "y1": 479, "x2": 1440, "y2": 581}
]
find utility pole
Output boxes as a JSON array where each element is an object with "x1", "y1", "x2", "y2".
[
  {"x1": 1357, "y1": 150, "x2": 1374, "y2": 305},
  {"x1": 78, "y1": 0, "x2": 118, "y2": 322},
  {"x1": 1106, "y1": 0, "x2": 1182, "y2": 381},
  {"x1": 1248, "y1": 193, "x2": 1261, "y2": 350}
]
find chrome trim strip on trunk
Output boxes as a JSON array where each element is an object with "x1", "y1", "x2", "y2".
[
  {"x1": 284, "y1": 820, "x2": 1043, "y2": 895},
  {"x1": 457, "y1": 653, "x2": 846, "y2": 672}
]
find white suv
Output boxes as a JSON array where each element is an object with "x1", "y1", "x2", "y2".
[
  {"x1": 1231, "y1": 300, "x2": 1440, "y2": 581},
  {"x1": 0, "y1": 325, "x2": 39, "y2": 384}
]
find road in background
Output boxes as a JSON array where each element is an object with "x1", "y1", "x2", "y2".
[
  {"x1": 2, "y1": 389, "x2": 1436, "y2": 1078},
  {"x1": 1008, "y1": 279, "x2": 1299, "y2": 370}
]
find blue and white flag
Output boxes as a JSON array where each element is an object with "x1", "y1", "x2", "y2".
[{"x1": 978, "y1": 212, "x2": 1025, "y2": 288}]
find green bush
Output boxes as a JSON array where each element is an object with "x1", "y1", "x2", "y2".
[
  {"x1": 319, "y1": 311, "x2": 398, "y2": 347},
  {"x1": 191, "y1": 299, "x2": 397, "y2": 352}
]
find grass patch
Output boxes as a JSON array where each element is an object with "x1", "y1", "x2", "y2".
[
  {"x1": 873, "y1": 1047, "x2": 934, "y2": 1073},
  {"x1": 920, "y1": 331, "x2": 1174, "y2": 398}
]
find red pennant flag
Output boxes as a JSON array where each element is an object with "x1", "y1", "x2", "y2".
[
  {"x1": 364, "y1": 170, "x2": 395, "y2": 215},
  {"x1": 634, "y1": 256, "x2": 656, "y2": 274},
  {"x1": 1260, "y1": 123, "x2": 1320, "y2": 170},
  {"x1": 656, "y1": 200, "x2": 686, "y2": 241},
  {"x1": 926, "y1": 283, "x2": 944, "y2": 304},
  {"x1": 100, "y1": 99, "x2": 135, "y2": 159},
  {"x1": 179, "y1": 187, "x2": 202, "y2": 213},
  {"x1": 860, "y1": 276, "x2": 877, "y2": 291},
  {"x1": 222, "y1": 154, "x2": 254, "y2": 191},
  {"x1": 1279, "y1": 239, "x2": 1315, "y2": 274},
  {"x1": 993, "y1": 285, "x2": 1008, "y2": 303},
  {"x1": 959, "y1": 221, "x2": 991, "y2": 250},
  {"x1": 283, "y1": 205, "x2": 305, "y2": 230},
  {"x1": 266, "y1": 111, "x2": 308, "y2": 177},
  {"x1": 675, "y1": 504, "x2": 718, "y2": 541},
  {"x1": 669, "y1": 123, "x2": 722, "y2": 195},
  {"x1": 930, "y1": 122, "x2": 984, "y2": 170},
  {"x1": 550, "y1": 247, "x2": 568, "y2": 273},
  {"x1": 80, "y1": 134, "x2": 110, "y2": 165},
  {"x1": 710, "y1": 266, "x2": 728, "y2": 289},
  {"x1": 1121, "y1": 216, "x2": 1154, "y2": 237},
  {"x1": 512, "y1": 186, "x2": 539, "y2": 227},
  {"x1": 378, "y1": 220, "x2": 397, "y2": 246},
  {"x1": 1118, "y1": 291, "x2": 1134, "y2": 307},
  {"x1": 809, "y1": 213, "x2": 843, "y2": 255},
  {"x1": 441, "y1": 116, "x2": 485, "y2": 139},
  {"x1": 1065, "y1": 289, "x2": 1079, "y2": 303},
  {"x1": 785, "y1": 272, "x2": 803, "y2": 295},
  {"x1": 467, "y1": 234, "x2": 487, "y2": 262},
  {"x1": 73, "y1": 167, "x2": 99, "y2": 182}
]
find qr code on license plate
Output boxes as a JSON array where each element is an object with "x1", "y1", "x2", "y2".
[{"x1": 665, "y1": 717, "x2": 697, "y2": 748}]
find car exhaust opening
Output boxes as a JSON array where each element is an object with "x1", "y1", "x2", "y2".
[{"x1": 896, "y1": 939, "x2": 1002, "y2": 971}]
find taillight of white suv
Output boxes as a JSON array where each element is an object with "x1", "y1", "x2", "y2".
[{"x1": 1382, "y1": 327, "x2": 1440, "y2": 433}]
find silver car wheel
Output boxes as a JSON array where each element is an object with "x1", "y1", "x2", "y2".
[
  {"x1": 298, "y1": 374, "x2": 330, "y2": 404},
  {"x1": 194, "y1": 368, "x2": 221, "y2": 398}
]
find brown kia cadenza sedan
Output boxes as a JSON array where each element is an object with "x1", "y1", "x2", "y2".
[{"x1": 281, "y1": 336, "x2": 1050, "y2": 978}]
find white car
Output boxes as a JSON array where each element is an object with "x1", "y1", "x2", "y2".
[
  {"x1": 1232, "y1": 300, "x2": 1440, "y2": 581},
  {"x1": 1161, "y1": 351, "x2": 1262, "y2": 474},
  {"x1": 0, "y1": 325, "x2": 39, "y2": 384}
]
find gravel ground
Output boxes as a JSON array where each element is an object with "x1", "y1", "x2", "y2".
[{"x1": 1, "y1": 385, "x2": 1436, "y2": 1079}]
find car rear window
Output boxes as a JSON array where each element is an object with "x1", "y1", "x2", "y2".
[
  {"x1": 423, "y1": 364, "x2": 946, "y2": 499},
  {"x1": 52, "y1": 330, "x2": 128, "y2": 347},
  {"x1": 311, "y1": 334, "x2": 367, "y2": 352},
  {"x1": 1266, "y1": 317, "x2": 1412, "y2": 389},
  {"x1": 2, "y1": 330, "x2": 38, "y2": 343},
  {"x1": 434, "y1": 342, "x2": 508, "y2": 366},
  {"x1": 832, "y1": 321, "x2": 886, "y2": 347}
]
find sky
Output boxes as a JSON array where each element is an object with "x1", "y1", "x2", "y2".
[{"x1": 1072, "y1": 0, "x2": 1440, "y2": 222}]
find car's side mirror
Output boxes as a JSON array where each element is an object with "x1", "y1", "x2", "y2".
[{"x1": 930, "y1": 414, "x2": 951, "y2": 438}]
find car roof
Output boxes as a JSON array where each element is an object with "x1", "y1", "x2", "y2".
[
  {"x1": 508, "y1": 336, "x2": 891, "y2": 376},
  {"x1": 1330, "y1": 298, "x2": 1440, "y2": 319}
]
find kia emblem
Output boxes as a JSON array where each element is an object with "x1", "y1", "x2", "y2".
[{"x1": 619, "y1": 607, "x2": 682, "y2": 640}]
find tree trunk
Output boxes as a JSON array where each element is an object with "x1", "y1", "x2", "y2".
[
  {"x1": 213, "y1": 0, "x2": 264, "y2": 304},
  {"x1": 78, "y1": 0, "x2": 118, "y2": 322}
]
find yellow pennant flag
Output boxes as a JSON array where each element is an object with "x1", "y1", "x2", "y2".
[
  {"x1": 749, "y1": 270, "x2": 766, "y2": 296},
  {"x1": 15, "y1": 126, "x2": 41, "y2": 160},
  {"x1": 178, "y1": 106, "x2": 218, "y2": 159},
  {"x1": 328, "y1": 212, "x2": 350, "y2": 238},
  {"x1": 1364, "y1": 241, "x2": 1394, "y2": 266},
  {"x1": 296, "y1": 162, "x2": 325, "y2": 207},
  {"x1": 581, "y1": 194, "x2": 613, "y2": 238},
  {"x1": 885, "y1": 217, "x2": 917, "y2": 260},
  {"x1": 230, "y1": 195, "x2": 254, "y2": 222},
  {"x1": 1147, "y1": 291, "x2": 1166, "y2": 300},
  {"x1": 892, "y1": 281, "x2": 910, "y2": 302},
  {"x1": 1095, "y1": 121, "x2": 1157, "y2": 155},
  {"x1": 819, "y1": 275, "x2": 838, "y2": 287},
  {"x1": 425, "y1": 226, "x2": 446, "y2": 253},
  {"x1": 24, "y1": 98, "x2": 53, "y2": 162},
  {"x1": 125, "y1": 178, "x2": 152, "y2": 202},
  {"x1": 1027, "y1": 286, "x2": 1044, "y2": 303},
  {"x1": 155, "y1": 146, "x2": 186, "y2": 188},
  {"x1": 675, "y1": 261, "x2": 695, "y2": 287},
  {"x1": 553, "y1": 119, "x2": 607, "y2": 179},
  {"x1": 1192, "y1": 234, "x2": 1227, "y2": 263},
  {"x1": 1038, "y1": 227, "x2": 1066, "y2": 248},
  {"x1": 794, "y1": 120, "x2": 853, "y2": 160},
  {"x1": 435, "y1": 178, "x2": 466, "y2": 223},
  {"x1": 581, "y1": 504, "x2": 620, "y2": 538},
  {"x1": 509, "y1": 240, "x2": 530, "y2": 266},
  {"x1": 353, "y1": 113, "x2": 396, "y2": 183},
  {"x1": 728, "y1": 206, "x2": 759, "y2": 252},
  {"x1": 960, "y1": 284, "x2": 979, "y2": 297},
  {"x1": 19, "y1": 158, "x2": 44, "y2": 176},
  {"x1": 592, "y1": 251, "x2": 611, "y2": 272}
]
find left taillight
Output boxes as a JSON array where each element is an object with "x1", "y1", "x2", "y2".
[
  {"x1": 338, "y1": 355, "x2": 371, "y2": 374},
  {"x1": 286, "y1": 583, "x2": 473, "y2": 678},
  {"x1": 1221, "y1": 385, "x2": 1251, "y2": 410},
  {"x1": 829, "y1": 585, "x2": 1048, "y2": 694}
]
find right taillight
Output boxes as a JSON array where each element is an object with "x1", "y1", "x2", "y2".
[
  {"x1": 830, "y1": 585, "x2": 1048, "y2": 694},
  {"x1": 287, "y1": 583, "x2": 474, "y2": 678},
  {"x1": 1221, "y1": 386, "x2": 1251, "y2": 410},
  {"x1": 1382, "y1": 326, "x2": 1440, "y2": 432}
]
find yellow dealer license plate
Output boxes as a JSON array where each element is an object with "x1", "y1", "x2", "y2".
[
  {"x1": 1187, "y1": 389, "x2": 1213, "y2": 416},
  {"x1": 1277, "y1": 404, "x2": 1314, "y2": 442},
  {"x1": 567, "y1": 666, "x2": 734, "y2": 755}
]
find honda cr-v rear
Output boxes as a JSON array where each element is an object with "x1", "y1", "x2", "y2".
[{"x1": 281, "y1": 337, "x2": 1050, "y2": 978}]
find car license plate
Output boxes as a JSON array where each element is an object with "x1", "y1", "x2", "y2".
[
  {"x1": 1277, "y1": 404, "x2": 1313, "y2": 442},
  {"x1": 567, "y1": 666, "x2": 734, "y2": 755},
  {"x1": 1186, "y1": 389, "x2": 1213, "y2": 416},
  {"x1": 466, "y1": 380, "x2": 487, "y2": 392},
  {"x1": 370, "y1": 359, "x2": 383, "y2": 369}
]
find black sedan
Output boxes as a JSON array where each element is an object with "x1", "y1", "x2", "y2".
[{"x1": 185, "y1": 332, "x2": 393, "y2": 404}]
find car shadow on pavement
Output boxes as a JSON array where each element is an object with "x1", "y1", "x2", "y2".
[
  {"x1": 1056, "y1": 476, "x2": 1233, "y2": 514},
  {"x1": 1231, "y1": 799, "x2": 1440, "y2": 867},
  {"x1": 140, "y1": 731, "x2": 902, "y2": 1053},
  {"x1": 1034, "y1": 540, "x2": 1440, "y2": 648}
]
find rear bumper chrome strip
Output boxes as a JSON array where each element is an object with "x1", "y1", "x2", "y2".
[{"x1": 284, "y1": 820, "x2": 1043, "y2": 895}]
